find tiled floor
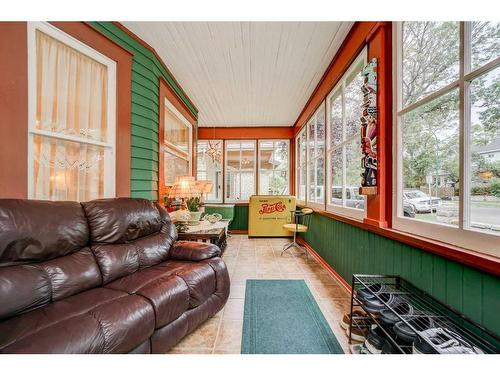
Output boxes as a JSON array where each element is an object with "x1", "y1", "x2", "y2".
[{"x1": 168, "y1": 235, "x2": 352, "y2": 354}]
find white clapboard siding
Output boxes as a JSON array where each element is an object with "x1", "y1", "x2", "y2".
[{"x1": 123, "y1": 22, "x2": 353, "y2": 127}]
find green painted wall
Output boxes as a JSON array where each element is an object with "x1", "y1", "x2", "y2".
[
  {"x1": 87, "y1": 23, "x2": 499, "y2": 336},
  {"x1": 300, "y1": 212, "x2": 500, "y2": 336},
  {"x1": 229, "y1": 205, "x2": 249, "y2": 231},
  {"x1": 90, "y1": 22, "x2": 198, "y2": 201},
  {"x1": 231, "y1": 206, "x2": 499, "y2": 335}
]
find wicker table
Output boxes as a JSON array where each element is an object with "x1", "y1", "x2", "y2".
[{"x1": 177, "y1": 219, "x2": 229, "y2": 254}]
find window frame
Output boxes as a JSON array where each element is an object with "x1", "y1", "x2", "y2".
[
  {"x1": 162, "y1": 98, "x2": 193, "y2": 186},
  {"x1": 325, "y1": 48, "x2": 367, "y2": 220},
  {"x1": 393, "y1": 21, "x2": 500, "y2": 256},
  {"x1": 196, "y1": 139, "x2": 223, "y2": 203},
  {"x1": 295, "y1": 127, "x2": 308, "y2": 205},
  {"x1": 305, "y1": 104, "x2": 326, "y2": 210},
  {"x1": 257, "y1": 139, "x2": 290, "y2": 195},
  {"x1": 27, "y1": 21, "x2": 117, "y2": 200},
  {"x1": 224, "y1": 140, "x2": 257, "y2": 203}
]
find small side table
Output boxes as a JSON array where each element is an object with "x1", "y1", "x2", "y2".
[{"x1": 177, "y1": 219, "x2": 230, "y2": 254}]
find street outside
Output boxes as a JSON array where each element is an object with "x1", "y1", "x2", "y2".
[{"x1": 415, "y1": 200, "x2": 500, "y2": 232}]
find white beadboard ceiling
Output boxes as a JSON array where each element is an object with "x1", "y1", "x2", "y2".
[{"x1": 123, "y1": 22, "x2": 353, "y2": 127}]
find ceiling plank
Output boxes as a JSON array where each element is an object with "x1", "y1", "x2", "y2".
[{"x1": 123, "y1": 22, "x2": 353, "y2": 127}]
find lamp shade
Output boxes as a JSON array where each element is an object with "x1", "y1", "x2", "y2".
[
  {"x1": 168, "y1": 176, "x2": 200, "y2": 199},
  {"x1": 195, "y1": 180, "x2": 214, "y2": 194}
]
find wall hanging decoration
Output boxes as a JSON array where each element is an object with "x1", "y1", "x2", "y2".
[
  {"x1": 206, "y1": 127, "x2": 222, "y2": 163},
  {"x1": 359, "y1": 58, "x2": 378, "y2": 196}
]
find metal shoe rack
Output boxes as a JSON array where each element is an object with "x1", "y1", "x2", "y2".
[{"x1": 349, "y1": 274, "x2": 500, "y2": 354}]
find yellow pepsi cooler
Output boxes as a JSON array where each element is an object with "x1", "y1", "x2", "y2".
[{"x1": 248, "y1": 195, "x2": 296, "y2": 237}]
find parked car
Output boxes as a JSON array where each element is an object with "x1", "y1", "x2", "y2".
[
  {"x1": 403, "y1": 190, "x2": 442, "y2": 213},
  {"x1": 331, "y1": 186, "x2": 365, "y2": 210},
  {"x1": 403, "y1": 201, "x2": 416, "y2": 218}
]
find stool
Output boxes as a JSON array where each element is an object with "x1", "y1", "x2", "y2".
[{"x1": 281, "y1": 207, "x2": 313, "y2": 257}]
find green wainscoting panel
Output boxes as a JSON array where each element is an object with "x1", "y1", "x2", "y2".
[
  {"x1": 89, "y1": 22, "x2": 198, "y2": 201},
  {"x1": 229, "y1": 205, "x2": 249, "y2": 231},
  {"x1": 298, "y1": 212, "x2": 500, "y2": 336}
]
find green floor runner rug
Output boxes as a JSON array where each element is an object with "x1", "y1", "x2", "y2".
[{"x1": 241, "y1": 279, "x2": 344, "y2": 354}]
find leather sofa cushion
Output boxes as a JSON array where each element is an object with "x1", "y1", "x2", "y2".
[
  {"x1": 107, "y1": 260, "x2": 217, "y2": 311},
  {"x1": 40, "y1": 248, "x2": 101, "y2": 301},
  {"x1": 128, "y1": 340, "x2": 151, "y2": 354},
  {"x1": 82, "y1": 198, "x2": 162, "y2": 244},
  {"x1": 0, "y1": 288, "x2": 125, "y2": 350},
  {"x1": 0, "y1": 199, "x2": 89, "y2": 267},
  {"x1": 0, "y1": 264, "x2": 51, "y2": 321},
  {"x1": 91, "y1": 230, "x2": 175, "y2": 284},
  {"x1": 135, "y1": 276, "x2": 190, "y2": 328},
  {"x1": 105, "y1": 263, "x2": 190, "y2": 327},
  {"x1": 175, "y1": 262, "x2": 217, "y2": 308},
  {"x1": 170, "y1": 241, "x2": 221, "y2": 261},
  {"x1": 92, "y1": 243, "x2": 140, "y2": 284},
  {"x1": 0, "y1": 288, "x2": 155, "y2": 353},
  {"x1": 0, "y1": 248, "x2": 101, "y2": 321}
]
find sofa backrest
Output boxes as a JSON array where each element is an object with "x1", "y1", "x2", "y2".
[
  {"x1": 0, "y1": 199, "x2": 101, "y2": 321},
  {"x1": 82, "y1": 198, "x2": 177, "y2": 284}
]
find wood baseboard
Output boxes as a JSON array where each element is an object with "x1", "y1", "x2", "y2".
[
  {"x1": 230, "y1": 229, "x2": 248, "y2": 234},
  {"x1": 296, "y1": 237, "x2": 352, "y2": 294}
]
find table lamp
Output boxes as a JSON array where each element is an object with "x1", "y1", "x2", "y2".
[
  {"x1": 168, "y1": 176, "x2": 199, "y2": 207},
  {"x1": 195, "y1": 180, "x2": 213, "y2": 198}
]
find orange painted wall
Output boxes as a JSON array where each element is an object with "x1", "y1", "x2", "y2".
[
  {"x1": 198, "y1": 127, "x2": 294, "y2": 140},
  {"x1": 0, "y1": 22, "x2": 133, "y2": 199}
]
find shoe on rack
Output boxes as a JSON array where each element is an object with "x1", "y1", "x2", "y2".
[
  {"x1": 340, "y1": 310, "x2": 369, "y2": 330},
  {"x1": 413, "y1": 327, "x2": 484, "y2": 354},
  {"x1": 379, "y1": 301, "x2": 414, "y2": 326},
  {"x1": 359, "y1": 344, "x2": 372, "y2": 354},
  {"x1": 346, "y1": 325, "x2": 370, "y2": 342},
  {"x1": 362, "y1": 292, "x2": 402, "y2": 314},
  {"x1": 364, "y1": 326, "x2": 386, "y2": 354},
  {"x1": 381, "y1": 339, "x2": 399, "y2": 354},
  {"x1": 349, "y1": 343, "x2": 364, "y2": 354},
  {"x1": 357, "y1": 283, "x2": 391, "y2": 300},
  {"x1": 393, "y1": 315, "x2": 435, "y2": 343}
]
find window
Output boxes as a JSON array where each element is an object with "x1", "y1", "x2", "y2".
[
  {"x1": 394, "y1": 21, "x2": 500, "y2": 255},
  {"x1": 296, "y1": 128, "x2": 307, "y2": 202},
  {"x1": 197, "y1": 139, "x2": 290, "y2": 203},
  {"x1": 197, "y1": 140, "x2": 223, "y2": 202},
  {"x1": 258, "y1": 140, "x2": 289, "y2": 195},
  {"x1": 326, "y1": 50, "x2": 367, "y2": 219},
  {"x1": 307, "y1": 105, "x2": 326, "y2": 206},
  {"x1": 225, "y1": 140, "x2": 256, "y2": 202},
  {"x1": 28, "y1": 22, "x2": 116, "y2": 201},
  {"x1": 162, "y1": 99, "x2": 192, "y2": 185}
]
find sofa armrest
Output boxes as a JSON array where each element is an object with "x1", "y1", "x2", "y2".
[{"x1": 169, "y1": 241, "x2": 221, "y2": 261}]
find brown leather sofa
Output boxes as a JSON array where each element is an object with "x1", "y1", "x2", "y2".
[{"x1": 0, "y1": 198, "x2": 230, "y2": 353}]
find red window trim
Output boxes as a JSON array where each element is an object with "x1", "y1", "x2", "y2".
[
  {"x1": 305, "y1": 207, "x2": 500, "y2": 277},
  {"x1": 158, "y1": 77, "x2": 198, "y2": 202},
  {"x1": 289, "y1": 21, "x2": 498, "y2": 277}
]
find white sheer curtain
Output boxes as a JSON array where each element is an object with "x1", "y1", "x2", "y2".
[{"x1": 33, "y1": 30, "x2": 108, "y2": 201}]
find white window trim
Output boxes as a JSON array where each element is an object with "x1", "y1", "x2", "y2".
[
  {"x1": 305, "y1": 104, "x2": 326, "y2": 211},
  {"x1": 325, "y1": 48, "x2": 367, "y2": 221},
  {"x1": 27, "y1": 21, "x2": 117, "y2": 200},
  {"x1": 163, "y1": 98, "x2": 193, "y2": 181},
  {"x1": 392, "y1": 22, "x2": 500, "y2": 256},
  {"x1": 224, "y1": 140, "x2": 256, "y2": 203},
  {"x1": 258, "y1": 139, "x2": 290, "y2": 195},
  {"x1": 296, "y1": 127, "x2": 307, "y2": 205},
  {"x1": 197, "y1": 139, "x2": 223, "y2": 203}
]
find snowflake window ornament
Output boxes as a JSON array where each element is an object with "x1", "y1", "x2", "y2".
[{"x1": 206, "y1": 140, "x2": 222, "y2": 163}]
